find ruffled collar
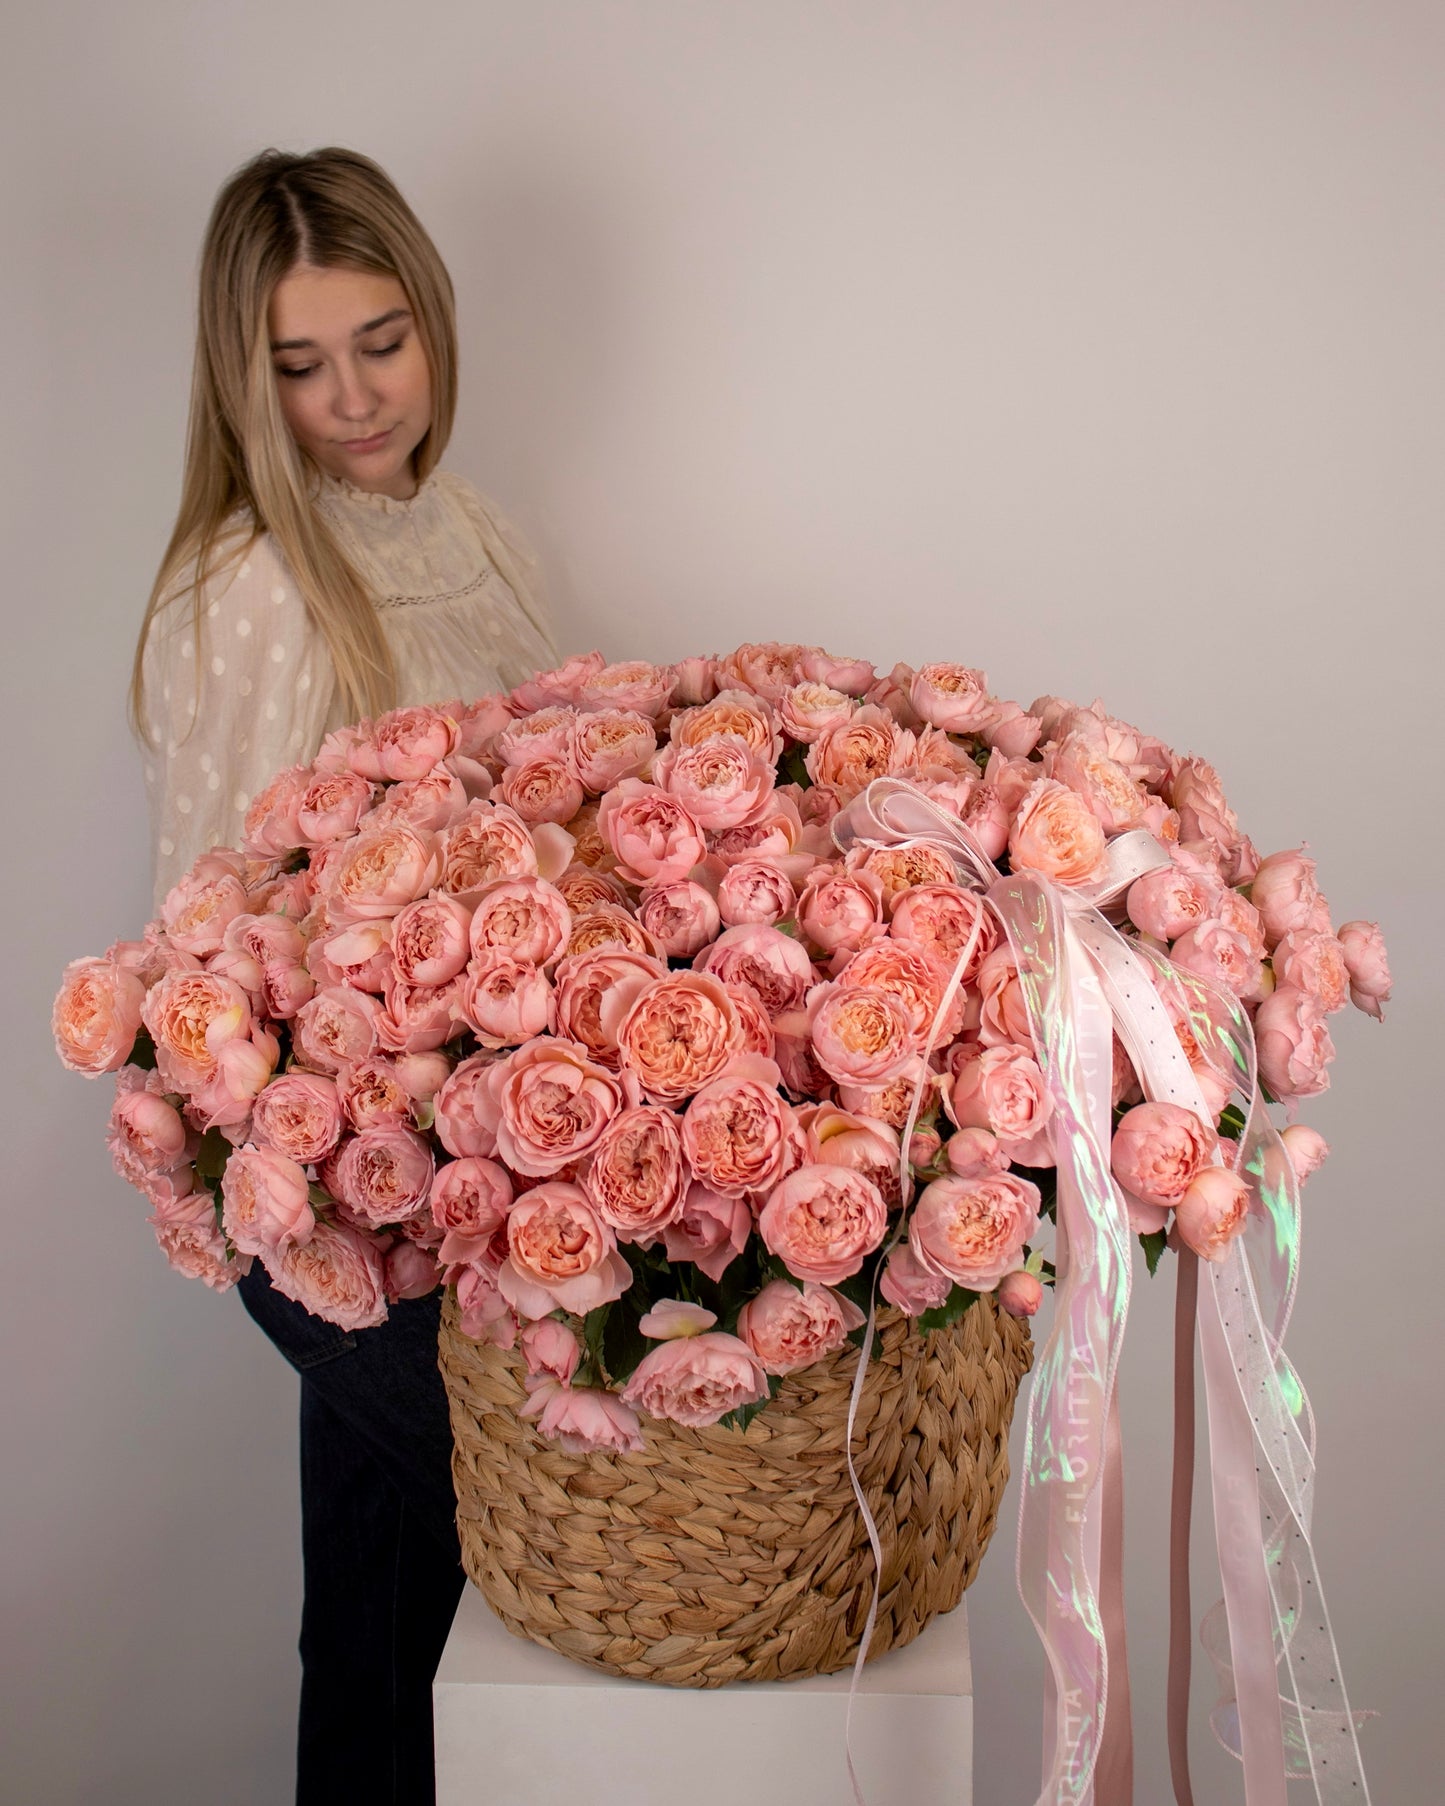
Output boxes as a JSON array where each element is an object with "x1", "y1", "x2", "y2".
[{"x1": 315, "y1": 465, "x2": 442, "y2": 517}]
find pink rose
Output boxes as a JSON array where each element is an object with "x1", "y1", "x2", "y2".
[
  {"x1": 292, "y1": 986, "x2": 381, "y2": 1076},
  {"x1": 452, "y1": 1252, "x2": 517, "y2": 1348},
  {"x1": 242, "y1": 763, "x2": 310, "y2": 858},
  {"x1": 652, "y1": 736, "x2": 778, "y2": 833},
  {"x1": 695, "y1": 923, "x2": 816, "y2": 1018},
  {"x1": 1272, "y1": 930, "x2": 1349, "y2": 1014},
  {"x1": 509, "y1": 654, "x2": 604, "y2": 713},
  {"x1": 384, "y1": 1241, "x2": 441, "y2": 1302},
  {"x1": 108, "y1": 1086, "x2": 191, "y2": 1184},
  {"x1": 162, "y1": 866, "x2": 249, "y2": 957},
  {"x1": 1249, "y1": 849, "x2": 1326, "y2": 948},
  {"x1": 52, "y1": 957, "x2": 145, "y2": 1075},
  {"x1": 553, "y1": 946, "x2": 667, "y2": 1067},
  {"x1": 970, "y1": 946, "x2": 1034, "y2": 1048},
  {"x1": 556, "y1": 867, "x2": 631, "y2": 913},
  {"x1": 390, "y1": 895, "x2": 473, "y2": 986},
  {"x1": 946, "y1": 1043, "x2": 1055, "y2": 1166},
  {"x1": 616, "y1": 971, "x2": 743, "y2": 1104},
  {"x1": 980, "y1": 700, "x2": 1044, "y2": 759},
  {"x1": 1169, "y1": 920, "x2": 1264, "y2": 1000},
  {"x1": 637, "y1": 1299, "x2": 718, "y2": 1338},
  {"x1": 496, "y1": 705, "x2": 577, "y2": 766},
  {"x1": 488, "y1": 1038, "x2": 633, "y2": 1175},
  {"x1": 805, "y1": 705, "x2": 916, "y2": 802},
  {"x1": 332, "y1": 1125, "x2": 435, "y2": 1226},
  {"x1": 670, "y1": 656, "x2": 722, "y2": 707},
  {"x1": 430, "y1": 1156, "x2": 514, "y2": 1263},
  {"x1": 716, "y1": 860, "x2": 796, "y2": 928},
  {"x1": 578, "y1": 659, "x2": 675, "y2": 719},
  {"x1": 325, "y1": 824, "x2": 442, "y2": 923},
  {"x1": 945, "y1": 1126, "x2": 1010, "y2": 1178},
  {"x1": 778, "y1": 681, "x2": 856, "y2": 743},
  {"x1": 468, "y1": 877, "x2": 572, "y2": 969},
  {"x1": 297, "y1": 769, "x2": 375, "y2": 845},
  {"x1": 585, "y1": 1104, "x2": 689, "y2": 1240},
  {"x1": 264, "y1": 1218, "x2": 388, "y2": 1330},
  {"x1": 797, "y1": 648, "x2": 876, "y2": 696},
  {"x1": 1167, "y1": 756, "x2": 1240, "y2": 858},
  {"x1": 563, "y1": 905, "x2": 663, "y2": 961},
  {"x1": 306, "y1": 920, "x2": 392, "y2": 994},
  {"x1": 1007, "y1": 779, "x2": 1108, "y2": 889},
  {"x1": 718, "y1": 641, "x2": 807, "y2": 705},
  {"x1": 737, "y1": 1280, "x2": 865, "y2": 1375},
  {"x1": 501, "y1": 1182, "x2": 633, "y2": 1317},
  {"x1": 438, "y1": 802, "x2": 541, "y2": 904},
  {"x1": 997, "y1": 1270, "x2": 1044, "y2": 1318},
  {"x1": 670, "y1": 690, "x2": 782, "y2": 763},
  {"x1": 141, "y1": 968, "x2": 252, "y2": 1092},
  {"x1": 889, "y1": 885, "x2": 998, "y2": 983},
  {"x1": 758, "y1": 1164, "x2": 889, "y2": 1285},
  {"x1": 150, "y1": 1191, "x2": 249, "y2": 1291},
  {"x1": 802, "y1": 1102, "x2": 902, "y2": 1203},
  {"x1": 336, "y1": 1056, "x2": 415, "y2": 1132},
  {"x1": 250, "y1": 1073, "x2": 344, "y2": 1164},
  {"x1": 518, "y1": 1380, "x2": 644, "y2": 1454},
  {"x1": 374, "y1": 973, "x2": 466, "y2": 1055},
  {"x1": 597, "y1": 779, "x2": 707, "y2": 886},
  {"x1": 571, "y1": 709, "x2": 658, "y2": 793},
  {"x1": 1126, "y1": 867, "x2": 1221, "y2": 943},
  {"x1": 806, "y1": 983, "x2": 916, "y2": 1088},
  {"x1": 352, "y1": 706, "x2": 460, "y2": 782},
  {"x1": 959, "y1": 785, "x2": 1010, "y2": 862},
  {"x1": 682, "y1": 1055, "x2": 798, "y2": 1197},
  {"x1": 1254, "y1": 985, "x2": 1336, "y2": 1099},
  {"x1": 221, "y1": 1143, "x2": 314, "y2": 1257},
  {"x1": 1049, "y1": 730, "x2": 1148, "y2": 833},
  {"x1": 796, "y1": 867, "x2": 885, "y2": 956},
  {"x1": 1280, "y1": 1123, "x2": 1330, "y2": 1184},
  {"x1": 839, "y1": 938, "x2": 964, "y2": 1043},
  {"x1": 637, "y1": 880, "x2": 722, "y2": 958},
  {"x1": 879, "y1": 1238, "x2": 952, "y2": 1313},
  {"x1": 519, "y1": 1318, "x2": 582, "y2": 1384},
  {"x1": 910, "y1": 1171, "x2": 1041, "y2": 1291},
  {"x1": 459, "y1": 951, "x2": 555, "y2": 1049},
  {"x1": 187, "y1": 1028, "x2": 279, "y2": 1131},
  {"x1": 1336, "y1": 920, "x2": 1391, "y2": 1020},
  {"x1": 1110, "y1": 1102, "x2": 1217, "y2": 1208},
  {"x1": 849, "y1": 841, "x2": 960, "y2": 906},
  {"x1": 1174, "y1": 1165, "x2": 1250, "y2": 1261},
  {"x1": 499, "y1": 756, "x2": 586, "y2": 826},
  {"x1": 367, "y1": 766, "x2": 471, "y2": 834},
  {"x1": 661, "y1": 1181, "x2": 752, "y2": 1281},
  {"x1": 619, "y1": 1332, "x2": 770, "y2": 1429},
  {"x1": 908, "y1": 662, "x2": 994, "y2": 733}
]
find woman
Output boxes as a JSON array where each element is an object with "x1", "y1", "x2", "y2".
[{"x1": 130, "y1": 145, "x2": 559, "y2": 1806}]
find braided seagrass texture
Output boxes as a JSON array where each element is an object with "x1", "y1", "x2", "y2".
[{"x1": 438, "y1": 1292, "x2": 1033, "y2": 1686}]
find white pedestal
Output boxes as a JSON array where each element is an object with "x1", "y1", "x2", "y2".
[{"x1": 435, "y1": 1584, "x2": 972, "y2": 1806}]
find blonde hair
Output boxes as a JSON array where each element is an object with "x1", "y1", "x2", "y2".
[{"x1": 129, "y1": 146, "x2": 459, "y2": 747}]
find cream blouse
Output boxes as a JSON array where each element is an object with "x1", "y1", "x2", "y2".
[{"x1": 141, "y1": 468, "x2": 559, "y2": 912}]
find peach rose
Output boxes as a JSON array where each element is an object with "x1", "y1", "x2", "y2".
[
  {"x1": 959, "y1": 784, "x2": 1011, "y2": 863},
  {"x1": 1125, "y1": 866, "x2": 1221, "y2": 943},
  {"x1": 296, "y1": 769, "x2": 375, "y2": 846},
  {"x1": 1050, "y1": 730, "x2": 1148, "y2": 833},
  {"x1": 908, "y1": 661, "x2": 993, "y2": 733},
  {"x1": 1174, "y1": 1165, "x2": 1250, "y2": 1261},
  {"x1": 306, "y1": 920, "x2": 393, "y2": 994},
  {"x1": 1110, "y1": 1102, "x2": 1217, "y2": 1207},
  {"x1": 518, "y1": 1379, "x2": 645, "y2": 1454},
  {"x1": 1007, "y1": 778, "x2": 1108, "y2": 888},
  {"x1": 332, "y1": 1124, "x2": 435, "y2": 1226},
  {"x1": 162, "y1": 866, "x2": 249, "y2": 958},
  {"x1": 758, "y1": 1164, "x2": 889, "y2": 1285},
  {"x1": 879, "y1": 1238, "x2": 952, "y2": 1313},
  {"x1": 578, "y1": 659, "x2": 675, "y2": 718},
  {"x1": 889, "y1": 884, "x2": 997, "y2": 983},
  {"x1": 849, "y1": 841, "x2": 960, "y2": 905},
  {"x1": 555, "y1": 867, "x2": 631, "y2": 913},
  {"x1": 459, "y1": 951, "x2": 555, "y2": 1049},
  {"x1": 553, "y1": 946, "x2": 668, "y2": 1067},
  {"x1": 495, "y1": 705, "x2": 577, "y2": 766},
  {"x1": 737, "y1": 1280, "x2": 865, "y2": 1375},
  {"x1": 695, "y1": 923, "x2": 816, "y2": 1018},
  {"x1": 619, "y1": 1331, "x2": 769, "y2": 1429},
  {"x1": 519, "y1": 1318, "x2": 582, "y2": 1384},
  {"x1": 571, "y1": 709, "x2": 658, "y2": 793},
  {"x1": 998, "y1": 1270, "x2": 1044, "y2": 1317},
  {"x1": 805, "y1": 705, "x2": 916, "y2": 802},
  {"x1": 653, "y1": 735, "x2": 778, "y2": 832},
  {"x1": 250, "y1": 1072, "x2": 344, "y2": 1164},
  {"x1": 715, "y1": 641, "x2": 806, "y2": 704},
  {"x1": 1271, "y1": 929, "x2": 1349, "y2": 1014},
  {"x1": 510, "y1": 654, "x2": 604, "y2": 713},
  {"x1": 325, "y1": 823, "x2": 442, "y2": 923},
  {"x1": 909, "y1": 1171, "x2": 1041, "y2": 1290},
  {"x1": 374, "y1": 973, "x2": 467, "y2": 1056},
  {"x1": 430, "y1": 1155, "x2": 514, "y2": 1263},
  {"x1": 468, "y1": 877, "x2": 572, "y2": 969},
  {"x1": 585, "y1": 1104, "x2": 688, "y2": 1240},
  {"x1": 367, "y1": 765, "x2": 472, "y2": 834},
  {"x1": 716, "y1": 860, "x2": 796, "y2": 928},
  {"x1": 661, "y1": 1180, "x2": 752, "y2": 1280},
  {"x1": 1336, "y1": 919, "x2": 1391, "y2": 1020},
  {"x1": 616, "y1": 970, "x2": 744, "y2": 1103},
  {"x1": 669, "y1": 689, "x2": 782, "y2": 762},
  {"x1": 682, "y1": 1055, "x2": 798, "y2": 1197},
  {"x1": 264, "y1": 1218, "x2": 388, "y2": 1330},
  {"x1": 778, "y1": 681, "x2": 856, "y2": 743},
  {"x1": 220, "y1": 1143, "x2": 314, "y2": 1258},
  {"x1": 488, "y1": 1038, "x2": 634, "y2": 1175},
  {"x1": 1254, "y1": 985, "x2": 1336, "y2": 1099},
  {"x1": 438, "y1": 802, "x2": 541, "y2": 904},
  {"x1": 562, "y1": 905, "x2": 663, "y2": 960},
  {"x1": 670, "y1": 655, "x2": 722, "y2": 706},
  {"x1": 637, "y1": 880, "x2": 722, "y2": 957},
  {"x1": 797, "y1": 648, "x2": 876, "y2": 696},
  {"x1": 836, "y1": 1056, "x2": 944, "y2": 1131},
  {"x1": 241, "y1": 763, "x2": 310, "y2": 858},
  {"x1": 980, "y1": 700, "x2": 1044, "y2": 759},
  {"x1": 945, "y1": 1125, "x2": 1010, "y2": 1178},
  {"x1": 383, "y1": 1241, "x2": 440, "y2": 1302},
  {"x1": 1280, "y1": 1123, "x2": 1330, "y2": 1184},
  {"x1": 970, "y1": 946, "x2": 1034, "y2": 1048},
  {"x1": 349, "y1": 705, "x2": 459, "y2": 782},
  {"x1": 837, "y1": 938, "x2": 964, "y2": 1042},
  {"x1": 806, "y1": 983, "x2": 916, "y2": 1088},
  {"x1": 1169, "y1": 921, "x2": 1264, "y2": 1000},
  {"x1": 108, "y1": 1085, "x2": 191, "y2": 1185},
  {"x1": 390, "y1": 894, "x2": 473, "y2": 986},
  {"x1": 501, "y1": 1182, "x2": 633, "y2": 1317},
  {"x1": 498, "y1": 755, "x2": 586, "y2": 826},
  {"x1": 796, "y1": 867, "x2": 885, "y2": 955},
  {"x1": 53, "y1": 957, "x2": 145, "y2": 1075},
  {"x1": 802, "y1": 1101, "x2": 903, "y2": 1204},
  {"x1": 141, "y1": 967, "x2": 252, "y2": 1092},
  {"x1": 336, "y1": 1055, "x2": 415, "y2": 1132},
  {"x1": 1248, "y1": 849, "x2": 1326, "y2": 948},
  {"x1": 597, "y1": 779, "x2": 708, "y2": 886},
  {"x1": 947, "y1": 1043, "x2": 1055, "y2": 1166},
  {"x1": 1167, "y1": 755, "x2": 1240, "y2": 857}
]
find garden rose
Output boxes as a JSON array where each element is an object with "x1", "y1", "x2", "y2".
[
  {"x1": 460, "y1": 952, "x2": 555, "y2": 1049},
  {"x1": 162, "y1": 866, "x2": 249, "y2": 957},
  {"x1": 889, "y1": 884, "x2": 997, "y2": 983},
  {"x1": 615, "y1": 971, "x2": 743, "y2": 1103},
  {"x1": 390, "y1": 894, "x2": 473, "y2": 986},
  {"x1": 998, "y1": 1269, "x2": 1044, "y2": 1318},
  {"x1": 1280, "y1": 1123, "x2": 1330, "y2": 1183},
  {"x1": 498, "y1": 756, "x2": 585, "y2": 826},
  {"x1": 326, "y1": 823, "x2": 442, "y2": 923},
  {"x1": 637, "y1": 880, "x2": 721, "y2": 958},
  {"x1": 879, "y1": 1238, "x2": 952, "y2": 1313},
  {"x1": 910, "y1": 1171, "x2": 1041, "y2": 1291},
  {"x1": 1272, "y1": 929, "x2": 1349, "y2": 1014},
  {"x1": 1008, "y1": 779, "x2": 1108, "y2": 888},
  {"x1": 909, "y1": 661, "x2": 993, "y2": 733},
  {"x1": 349, "y1": 705, "x2": 459, "y2": 782},
  {"x1": 1169, "y1": 920, "x2": 1264, "y2": 1000},
  {"x1": 571, "y1": 708, "x2": 658, "y2": 793},
  {"x1": 653, "y1": 735, "x2": 778, "y2": 833},
  {"x1": 796, "y1": 867, "x2": 885, "y2": 955},
  {"x1": 501, "y1": 1182, "x2": 632, "y2": 1317},
  {"x1": 488, "y1": 1038, "x2": 633, "y2": 1175},
  {"x1": 1336, "y1": 920, "x2": 1391, "y2": 1020},
  {"x1": 141, "y1": 968, "x2": 252, "y2": 1091},
  {"x1": 670, "y1": 689, "x2": 782, "y2": 762},
  {"x1": 758, "y1": 1164, "x2": 889, "y2": 1285},
  {"x1": 1050, "y1": 729, "x2": 1148, "y2": 833},
  {"x1": 297, "y1": 769, "x2": 375, "y2": 845},
  {"x1": 579, "y1": 659, "x2": 675, "y2": 719},
  {"x1": 716, "y1": 860, "x2": 797, "y2": 929},
  {"x1": 265, "y1": 1218, "x2": 388, "y2": 1331},
  {"x1": 336, "y1": 1055, "x2": 415, "y2": 1132},
  {"x1": 806, "y1": 983, "x2": 916, "y2": 1088},
  {"x1": 108, "y1": 1086, "x2": 190, "y2": 1184},
  {"x1": 468, "y1": 877, "x2": 572, "y2": 970},
  {"x1": 1174, "y1": 1165, "x2": 1250, "y2": 1261},
  {"x1": 619, "y1": 1332, "x2": 769, "y2": 1429},
  {"x1": 737, "y1": 1281, "x2": 865, "y2": 1375},
  {"x1": 945, "y1": 1126, "x2": 1010, "y2": 1178},
  {"x1": 220, "y1": 1143, "x2": 314, "y2": 1258},
  {"x1": 696, "y1": 923, "x2": 816, "y2": 1018},
  {"x1": 519, "y1": 1380, "x2": 644, "y2": 1454},
  {"x1": 250, "y1": 1072, "x2": 344, "y2": 1163},
  {"x1": 150, "y1": 1191, "x2": 248, "y2": 1291},
  {"x1": 1110, "y1": 1102, "x2": 1217, "y2": 1208},
  {"x1": 553, "y1": 947, "x2": 667, "y2": 1067},
  {"x1": 682, "y1": 1055, "x2": 797, "y2": 1196},
  {"x1": 661, "y1": 1181, "x2": 752, "y2": 1281},
  {"x1": 585, "y1": 1104, "x2": 688, "y2": 1239},
  {"x1": 947, "y1": 1043, "x2": 1054, "y2": 1166},
  {"x1": 1254, "y1": 985, "x2": 1336, "y2": 1099},
  {"x1": 438, "y1": 802, "x2": 541, "y2": 903},
  {"x1": 332, "y1": 1124, "x2": 435, "y2": 1226},
  {"x1": 519, "y1": 1320, "x2": 582, "y2": 1385},
  {"x1": 597, "y1": 779, "x2": 708, "y2": 886},
  {"x1": 53, "y1": 957, "x2": 145, "y2": 1075},
  {"x1": 496, "y1": 705, "x2": 576, "y2": 765},
  {"x1": 384, "y1": 1241, "x2": 441, "y2": 1302},
  {"x1": 1126, "y1": 867, "x2": 1221, "y2": 944},
  {"x1": 797, "y1": 648, "x2": 875, "y2": 695},
  {"x1": 430, "y1": 1156, "x2": 514, "y2": 1263},
  {"x1": 778, "y1": 681, "x2": 855, "y2": 743},
  {"x1": 1249, "y1": 849, "x2": 1326, "y2": 947}
]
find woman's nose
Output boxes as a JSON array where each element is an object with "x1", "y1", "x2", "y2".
[{"x1": 332, "y1": 359, "x2": 379, "y2": 422}]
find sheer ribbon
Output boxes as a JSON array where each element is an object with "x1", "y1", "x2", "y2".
[{"x1": 830, "y1": 778, "x2": 1369, "y2": 1806}]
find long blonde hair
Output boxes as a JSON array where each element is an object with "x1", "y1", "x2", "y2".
[{"x1": 129, "y1": 146, "x2": 460, "y2": 747}]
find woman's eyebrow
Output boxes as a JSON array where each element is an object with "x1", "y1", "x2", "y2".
[{"x1": 270, "y1": 307, "x2": 413, "y2": 352}]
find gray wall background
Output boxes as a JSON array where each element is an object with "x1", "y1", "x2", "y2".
[{"x1": 3, "y1": 3, "x2": 1440, "y2": 1801}]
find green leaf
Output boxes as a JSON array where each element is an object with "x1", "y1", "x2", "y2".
[
  {"x1": 1218, "y1": 1102, "x2": 1248, "y2": 1139},
  {"x1": 1139, "y1": 1230, "x2": 1168, "y2": 1276},
  {"x1": 718, "y1": 1373, "x2": 782, "y2": 1433},
  {"x1": 579, "y1": 1303, "x2": 614, "y2": 1387},
  {"x1": 777, "y1": 744, "x2": 812, "y2": 790},
  {"x1": 916, "y1": 1284, "x2": 979, "y2": 1333},
  {"x1": 195, "y1": 1127, "x2": 233, "y2": 1188},
  {"x1": 127, "y1": 1027, "x2": 159, "y2": 1072},
  {"x1": 763, "y1": 1253, "x2": 806, "y2": 1293},
  {"x1": 601, "y1": 1300, "x2": 652, "y2": 1388}
]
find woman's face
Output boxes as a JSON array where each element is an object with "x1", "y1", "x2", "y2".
[{"x1": 267, "y1": 264, "x2": 434, "y2": 501}]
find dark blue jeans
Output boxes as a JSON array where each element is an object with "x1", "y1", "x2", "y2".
[{"x1": 237, "y1": 1262, "x2": 466, "y2": 1806}]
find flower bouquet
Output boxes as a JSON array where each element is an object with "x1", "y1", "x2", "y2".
[{"x1": 54, "y1": 645, "x2": 1388, "y2": 1725}]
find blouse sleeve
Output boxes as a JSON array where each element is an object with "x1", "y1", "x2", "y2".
[
  {"x1": 446, "y1": 476, "x2": 561, "y2": 667},
  {"x1": 140, "y1": 530, "x2": 336, "y2": 914}
]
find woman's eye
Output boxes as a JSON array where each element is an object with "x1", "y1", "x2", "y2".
[
  {"x1": 368, "y1": 340, "x2": 404, "y2": 358},
  {"x1": 276, "y1": 365, "x2": 315, "y2": 381},
  {"x1": 274, "y1": 341, "x2": 403, "y2": 382}
]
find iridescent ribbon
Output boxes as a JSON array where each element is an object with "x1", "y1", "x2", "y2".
[{"x1": 830, "y1": 777, "x2": 1369, "y2": 1806}]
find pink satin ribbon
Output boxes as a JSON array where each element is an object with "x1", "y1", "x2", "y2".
[{"x1": 830, "y1": 779, "x2": 1370, "y2": 1806}]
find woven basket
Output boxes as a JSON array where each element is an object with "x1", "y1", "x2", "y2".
[{"x1": 438, "y1": 1291, "x2": 1032, "y2": 1686}]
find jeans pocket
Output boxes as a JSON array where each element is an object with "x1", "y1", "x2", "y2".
[{"x1": 238, "y1": 1261, "x2": 359, "y2": 1372}]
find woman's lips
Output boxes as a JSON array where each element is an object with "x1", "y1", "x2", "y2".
[{"x1": 340, "y1": 426, "x2": 393, "y2": 451}]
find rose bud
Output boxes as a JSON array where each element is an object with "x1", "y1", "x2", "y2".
[{"x1": 997, "y1": 1270, "x2": 1044, "y2": 1319}]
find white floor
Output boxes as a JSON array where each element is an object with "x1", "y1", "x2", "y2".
[{"x1": 435, "y1": 1584, "x2": 973, "y2": 1806}]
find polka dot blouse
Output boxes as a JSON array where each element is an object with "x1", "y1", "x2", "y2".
[{"x1": 141, "y1": 467, "x2": 559, "y2": 911}]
